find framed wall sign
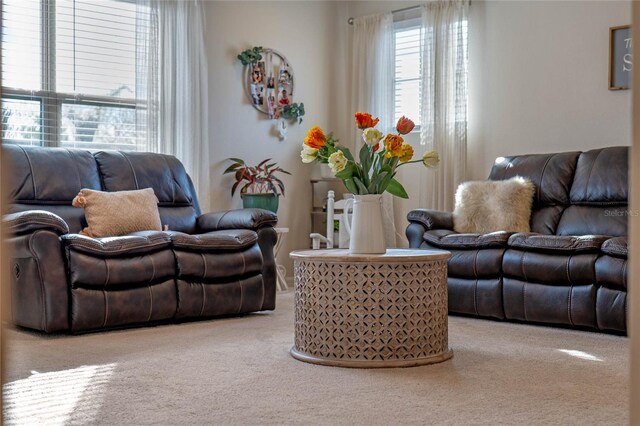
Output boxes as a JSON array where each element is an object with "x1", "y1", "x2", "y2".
[{"x1": 609, "y1": 25, "x2": 632, "y2": 90}]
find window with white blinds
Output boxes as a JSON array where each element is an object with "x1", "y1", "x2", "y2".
[
  {"x1": 393, "y1": 15, "x2": 422, "y2": 130},
  {"x1": 1, "y1": 0, "x2": 145, "y2": 150}
]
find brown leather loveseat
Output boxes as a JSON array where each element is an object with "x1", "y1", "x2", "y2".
[
  {"x1": 407, "y1": 146, "x2": 628, "y2": 334},
  {"x1": 3, "y1": 145, "x2": 277, "y2": 333}
]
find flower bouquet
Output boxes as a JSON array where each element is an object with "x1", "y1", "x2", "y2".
[{"x1": 300, "y1": 112, "x2": 439, "y2": 198}]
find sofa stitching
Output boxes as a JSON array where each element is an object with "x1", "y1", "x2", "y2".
[
  {"x1": 523, "y1": 282, "x2": 528, "y2": 321},
  {"x1": 200, "y1": 253, "x2": 207, "y2": 280},
  {"x1": 102, "y1": 289, "x2": 109, "y2": 328},
  {"x1": 147, "y1": 285, "x2": 154, "y2": 322},
  {"x1": 520, "y1": 251, "x2": 528, "y2": 282},
  {"x1": 103, "y1": 258, "x2": 110, "y2": 287},
  {"x1": 472, "y1": 250, "x2": 478, "y2": 279},
  {"x1": 121, "y1": 152, "x2": 140, "y2": 190},
  {"x1": 26, "y1": 232, "x2": 47, "y2": 332},
  {"x1": 583, "y1": 149, "x2": 603, "y2": 202},
  {"x1": 622, "y1": 259, "x2": 628, "y2": 290},
  {"x1": 149, "y1": 254, "x2": 156, "y2": 284},
  {"x1": 18, "y1": 145, "x2": 37, "y2": 198},
  {"x1": 473, "y1": 279, "x2": 478, "y2": 315},
  {"x1": 538, "y1": 155, "x2": 552, "y2": 203},
  {"x1": 199, "y1": 283, "x2": 206, "y2": 317},
  {"x1": 567, "y1": 286, "x2": 574, "y2": 325},
  {"x1": 238, "y1": 279, "x2": 244, "y2": 314}
]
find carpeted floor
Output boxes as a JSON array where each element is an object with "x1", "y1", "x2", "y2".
[{"x1": 3, "y1": 291, "x2": 629, "y2": 425}]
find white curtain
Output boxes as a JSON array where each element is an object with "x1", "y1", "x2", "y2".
[
  {"x1": 420, "y1": 0, "x2": 469, "y2": 212},
  {"x1": 137, "y1": 0, "x2": 211, "y2": 211},
  {"x1": 351, "y1": 13, "x2": 398, "y2": 247}
]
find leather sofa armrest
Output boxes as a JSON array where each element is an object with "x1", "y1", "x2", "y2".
[
  {"x1": 196, "y1": 208, "x2": 278, "y2": 232},
  {"x1": 3, "y1": 210, "x2": 69, "y2": 236},
  {"x1": 407, "y1": 209, "x2": 454, "y2": 230}
]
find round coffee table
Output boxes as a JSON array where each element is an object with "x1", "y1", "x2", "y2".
[{"x1": 289, "y1": 249, "x2": 452, "y2": 368}]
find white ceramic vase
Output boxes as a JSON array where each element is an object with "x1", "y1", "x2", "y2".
[{"x1": 347, "y1": 194, "x2": 386, "y2": 255}]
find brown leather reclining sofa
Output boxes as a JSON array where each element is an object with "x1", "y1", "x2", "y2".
[
  {"x1": 407, "y1": 146, "x2": 628, "y2": 334},
  {"x1": 2, "y1": 145, "x2": 278, "y2": 333}
]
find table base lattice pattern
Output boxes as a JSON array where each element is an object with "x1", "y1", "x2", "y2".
[{"x1": 292, "y1": 258, "x2": 452, "y2": 368}]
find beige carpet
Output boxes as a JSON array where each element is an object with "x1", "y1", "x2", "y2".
[{"x1": 3, "y1": 291, "x2": 629, "y2": 425}]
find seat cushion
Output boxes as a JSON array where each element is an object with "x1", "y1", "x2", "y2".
[
  {"x1": 62, "y1": 231, "x2": 175, "y2": 290},
  {"x1": 507, "y1": 233, "x2": 607, "y2": 253},
  {"x1": 166, "y1": 229, "x2": 258, "y2": 251},
  {"x1": 601, "y1": 237, "x2": 627, "y2": 258},
  {"x1": 424, "y1": 229, "x2": 510, "y2": 249},
  {"x1": 62, "y1": 231, "x2": 171, "y2": 257}
]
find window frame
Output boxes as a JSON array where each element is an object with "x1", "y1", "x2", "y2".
[{"x1": 1, "y1": 0, "x2": 138, "y2": 148}]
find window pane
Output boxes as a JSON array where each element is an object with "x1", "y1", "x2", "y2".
[
  {"x1": 394, "y1": 24, "x2": 422, "y2": 127},
  {"x1": 1, "y1": 0, "x2": 42, "y2": 90},
  {"x1": 2, "y1": 98, "x2": 42, "y2": 146},
  {"x1": 60, "y1": 103, "x2": 137, "y2": 150},
  {"x1": 394, "y1": 80, "x2": 421, "y2": 125},
  {"x1": 56, "y1": 0, "x2": 137, "y2": 98}
]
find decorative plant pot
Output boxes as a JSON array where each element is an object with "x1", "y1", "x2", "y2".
[
  {"x1": 241, "y1": 193, "x2": 279, "y2": 213},
  {"x1": 348, "y1": 194, "x2": 386, "y2": 255}
]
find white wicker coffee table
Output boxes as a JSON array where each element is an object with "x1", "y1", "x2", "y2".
[{"x1": 289, "y1": 249, "x2": 453, "y2": 368}]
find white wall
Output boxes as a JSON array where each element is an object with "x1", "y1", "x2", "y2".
[
  {"x1": 468, "y1": 0, "x2": 632, "y2": 180},
  {"x1": 205, "y1": 1, "x2": 340, "y2": 273}
]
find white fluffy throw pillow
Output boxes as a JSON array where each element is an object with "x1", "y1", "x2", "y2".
[{"x1": 453, "y1": 176, "x2": 535, "y2": 234}]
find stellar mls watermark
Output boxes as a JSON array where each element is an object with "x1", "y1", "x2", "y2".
[{"x1": 604, "y1": 209, "x2": 639, "y2": 217}]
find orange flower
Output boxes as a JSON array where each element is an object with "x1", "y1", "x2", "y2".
[
  {"x1": 384, "y1": 134, "x2": 403, "y2": 153},
  {"x1": 373, "y1": 142, "x2": 380, "y2": 152},
  {"x1": 354, "y1": 112, "x2": 380, "y2": 130},
  {"x1": 396, "y1": 116, "x2": 415, "y2": 135},
  {"x1": 304, "y1": 125, "x2": 327, "y2": 149},
  {"x1": 398, "y1": 144, "x2": 414, "y2": 162}
]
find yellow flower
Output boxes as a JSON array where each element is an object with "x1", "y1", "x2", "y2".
[
  {"x1": 300, "y1": 145, "x2": 318, "y2": 163},
  {"x1": 328, "y1": 151, "x2": 348, "y2": 174},
  {"x1": 304, "y1": 125, "x2": 327, "y2": 149},
  {"x1": 384, "y1": 134, "x2": 403, "y2": 153},
  {"x1": 422, "y1": 150, "x2": 440, "y2": 168},
  {"x1": 399, "y1": 144, "x2": 414, "y2": 163},
  {"x1": 362, "y1": 128, "x2": 384, "y2": 146}
]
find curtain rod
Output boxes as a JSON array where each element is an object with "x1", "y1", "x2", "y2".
[
  {"x1": 347, "y1": 5, "x2": 421, "y2": 25},
  {"x1": 347, "y1": 2, "x2": 470, "y2": 25}
]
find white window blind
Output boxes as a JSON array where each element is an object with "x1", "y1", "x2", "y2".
[
  {"x1": 1, "y1": 0, "x2": 146, "y2": 150},
  {"x1": 393, "y1": 14, "x2": 422, "y2": 129}
]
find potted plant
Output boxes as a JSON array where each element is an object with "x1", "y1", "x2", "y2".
[{"x1": 224, "y1": 158, "x2": 291, "y2": 213}]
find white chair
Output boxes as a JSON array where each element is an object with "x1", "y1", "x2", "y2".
[{"x1": 310, "y1": 190, "x2": 352, "y2": 249}]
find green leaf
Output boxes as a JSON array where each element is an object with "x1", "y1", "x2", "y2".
[
  {"x1": 359, "y1": 144, "x2": 370, "y2": 166},
  {"x1": 228, "y1": 157, "x2": 245, "y2": 164},
  {"x1": 340, "y1": 147, "x2": 355, "y2": 162},
  {"x1": 385, "y1": 178, "x2": 409, "y2": 199},
  {"x1": 353, "y1": 176, "x2": 369, "y2": 195},
  {"x1": 368, "y1": 171, "x2": 388, "y2": 193},
  {"x1": 344, "y1": 178, "x2": 358, "y2": 194}
]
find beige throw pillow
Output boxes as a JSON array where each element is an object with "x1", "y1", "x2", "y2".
[
  {"x1": 72, "y1": 188, "x2": 162, "y2": 237},
  {"x1": 453, "y1": 176, "x2": 535, "y2": 234}
]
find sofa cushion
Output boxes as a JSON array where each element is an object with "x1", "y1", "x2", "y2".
[
  {"x1": 507, "y1": 233, "x2": 607, "y2": 253},
  {"x1": 94, "y1": 151, "x2": 201, "y2": 234},
  {"x1": 569, "y1": 147, "x2": 628, "y2": 205},
  {"x1": 62, "y1": 231, "x2": 171, "y2": 257},
  {"x1": 601, "y1": 237, "x2": 627, "y2": 258},
  {"x1": 452, "y1": 177, "x2": 535, "y2": 234},
  {"x1": 424, "y1": 229, "x2": 510, "y2": 249},
  {"x1": 166, "y1": 229, "x2": 258, "y2": 251},
  {"x1": 72, "y1": 188, "x2": 162, "y2": 237},
  {"x1": 488, "y1": 151, "x2": 580, "y2": 206},
  {"x1": 3, "y1": 145, "x2": 101, "y2": 203}
]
